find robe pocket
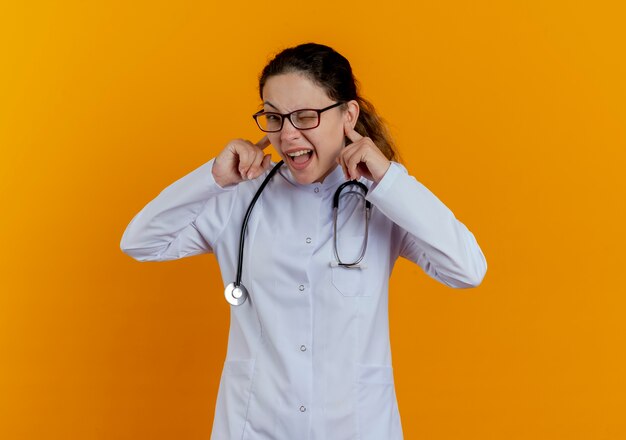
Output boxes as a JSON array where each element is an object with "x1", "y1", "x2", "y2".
[
  {"x1": 212, "y1": 358, "x2": 256, "y2": 438},
  {"x1": 330, "y1": 235, "x2": 368, "y2": 297},
  {"x1": 356, "y1": 363, "x2": 396, "y2": 439}
]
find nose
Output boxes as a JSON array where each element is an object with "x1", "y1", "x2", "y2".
[{"x1": 279, "y1": 116, "x2": 301, "y2": 142}]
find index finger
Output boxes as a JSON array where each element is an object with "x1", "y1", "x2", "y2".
[
  {"x1": 344, "y1": 121, "x2": 363, "y2": 143},
  {"x1": 256, "y1": 135, "x2": 271, "y2": 150}
]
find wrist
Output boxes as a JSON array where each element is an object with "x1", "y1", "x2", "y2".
[
  {"x1": 373, "y1": 161, "x2": 392, "y2": 184},
  {"x1": 211, "y1": 160, "x2": 236, "y2": 188}
]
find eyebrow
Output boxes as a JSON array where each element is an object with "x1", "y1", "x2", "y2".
[{"x1": 263, "y1": 101, "x2": 279, "y2": 110}]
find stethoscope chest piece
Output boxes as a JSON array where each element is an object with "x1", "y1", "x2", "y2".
[{"x1": 225, "y1": 282, "x2": 249, "y2": 306}]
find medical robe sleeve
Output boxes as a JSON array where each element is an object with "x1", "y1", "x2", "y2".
[
  {"x1": 120, "y1": 158, "x2": 237, "y2": 261},
  {"x1": 366, "y1": 162, "x2": 488, "y2": 288}
]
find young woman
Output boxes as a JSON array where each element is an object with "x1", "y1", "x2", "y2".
[{"x1": 121, "y1": 42, "x2": 487, "y2": 440}]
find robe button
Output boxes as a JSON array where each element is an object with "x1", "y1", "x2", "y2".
[
  {"x1": 306, "y1": 237, "x2": 312, "y2": 244},
  {"x1": 300, "y1": 345, "x2": 307, "y2": 351},
  {"x1": 314, "y1": 187, "x2": 319, "y2": 193},
  {"x1": 300, "y1": 406, "x2": 307, "y2": 412},
  {"x1": 299, "y1": 285, "x2": 305, "y2": 291}
]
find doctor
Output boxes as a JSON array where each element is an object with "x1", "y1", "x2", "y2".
[{"x1": 120, "y1": 42, "x2": 487, "y2": 439}]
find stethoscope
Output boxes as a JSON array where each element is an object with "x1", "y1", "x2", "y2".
[{"x1": 224, "y1": 160, "x2": 371, "y2": 306}]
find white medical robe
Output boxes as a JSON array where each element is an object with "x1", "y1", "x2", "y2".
[{"x1": 120, "y1": 158, "x2": 488, "y2": 439}]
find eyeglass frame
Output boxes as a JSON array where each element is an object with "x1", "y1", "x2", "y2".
[{"x1": 252, "y1": 101, "x2": 345, "y2": 132}]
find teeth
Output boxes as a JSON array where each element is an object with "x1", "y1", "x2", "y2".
[{"x1": 287, "y1": 150, "x2": 312, "y2": 157}]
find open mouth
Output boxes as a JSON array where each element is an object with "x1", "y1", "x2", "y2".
[{"x1": 285, "y1": 149, "x2": 314, "y2": 169}]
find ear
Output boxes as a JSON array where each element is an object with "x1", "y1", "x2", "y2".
[{"x1": 343, "y1": 100, "x2": 360, "y2": 129}]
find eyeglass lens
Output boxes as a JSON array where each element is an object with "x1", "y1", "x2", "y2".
[{"x1": 256, "y1": 110, "x2": 319, "y2": 132}]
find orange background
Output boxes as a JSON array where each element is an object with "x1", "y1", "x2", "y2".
[{"x1": 1, "y1": 1, "x2": 625, "y2": 439}]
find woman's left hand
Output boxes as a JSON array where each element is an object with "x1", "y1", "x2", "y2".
[{"x1": 337, "y1": 121, "x2": 391, "y2": 183}]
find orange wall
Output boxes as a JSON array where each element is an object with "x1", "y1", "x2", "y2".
[{"x1": 1, "y1": 1, "x2": 625, "y2": 439}]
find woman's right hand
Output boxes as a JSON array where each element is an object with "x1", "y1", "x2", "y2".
[{"x1": 212, "y1": 136, "x2": 272, "y2": 187}]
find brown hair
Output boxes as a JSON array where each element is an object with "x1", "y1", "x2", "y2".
[{"x1": 259, "y1": 43, "x2": 400, "y2": 162}]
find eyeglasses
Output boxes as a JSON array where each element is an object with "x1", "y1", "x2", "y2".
[{"x1": 252, "y1": 102, "x2": 344, "y2": 132}]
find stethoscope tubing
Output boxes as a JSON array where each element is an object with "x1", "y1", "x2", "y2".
[
  {"x1": 235, "y1": 160, "x2": 285, "y2": 286},
  {"x1": 226, "y1": 160, "x2": 371, "y2": 306},
  {"x1": 333, "y1": 181, "x2": 371, "y2": 267},
  {"x1": 333, "y1": 180, "x2": 371, "y2": 210}
]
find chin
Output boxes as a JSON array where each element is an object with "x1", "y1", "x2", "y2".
[
  {"x1": 293, "y1": 173, "x2": 318, "y2": 185},
  {"x1": 281, "y1": 161, "x2": 319, "y2": 185},
  {"x1": 284, "y1": 158, "x2": 336, "y2": 185}
]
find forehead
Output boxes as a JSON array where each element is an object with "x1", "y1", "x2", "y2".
[{"x1": 262, "y1": 72, "x2": 332, "y2": 110}]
